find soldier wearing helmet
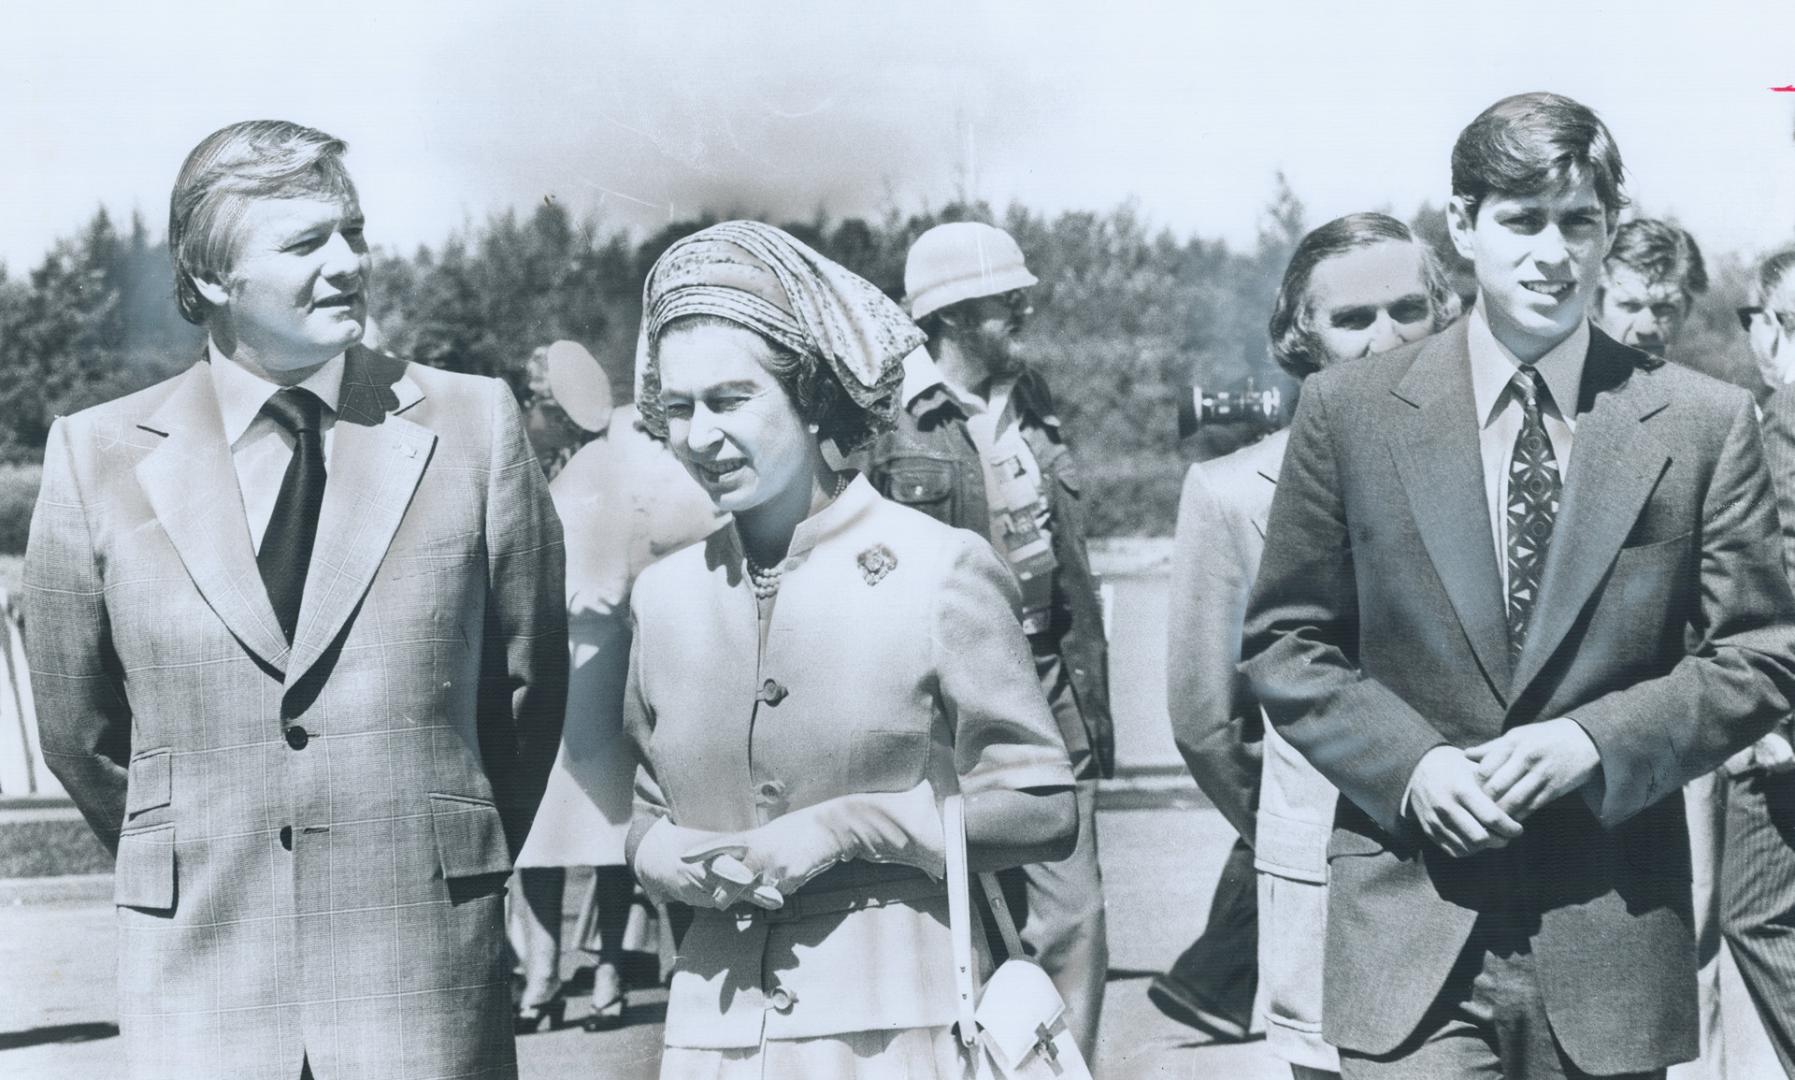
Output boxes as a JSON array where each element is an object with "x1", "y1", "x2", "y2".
[{"x1": 859, "y1": 221, "x2": 1112, "y2": 1060}]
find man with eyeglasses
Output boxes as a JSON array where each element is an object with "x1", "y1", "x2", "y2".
[
  {"x1": 1728, "y1": 248, "x2": 1795, "y2": 1076},
  {"x1": 859, "y1": 221, "x2": 1112, "y2": 1062},
  {"x1": 1593, "y1": 218, "x2": 1708, "y2": 359}
]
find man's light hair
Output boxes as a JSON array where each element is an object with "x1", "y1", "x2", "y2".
[
  {"x1": 1268, "y1": 213, "x2": 1460, "y2": 379},
  {"x1": 168, "y1": 120, "x2": 357, "y2": 325},
  {"x1": 1601, "y1": 218, "x2": 1708, "y2": 301}
]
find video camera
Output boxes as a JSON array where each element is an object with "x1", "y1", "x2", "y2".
[{"x1": 1176, "y1": 380, "x2": 1284, "y2": 441}]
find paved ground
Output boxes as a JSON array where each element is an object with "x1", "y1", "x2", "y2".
[{"x1": 0, "y1": 797, "x2": 1296, "y2": 1079}]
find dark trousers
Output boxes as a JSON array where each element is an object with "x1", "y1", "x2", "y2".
[
  {"x1": 1166, "y1": 834, "x2": 1259, "y2": 1021},
  {"x1": 1720, "y1": 769, "x2": 1795, "y2": 1077}
]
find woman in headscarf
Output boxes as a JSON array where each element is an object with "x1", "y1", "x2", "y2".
[{"x1": 625, "y1": 221, "x2": 1077, "y2": 1078}]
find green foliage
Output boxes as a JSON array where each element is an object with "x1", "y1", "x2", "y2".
[{"x1": 0, "y1": 465, "x2": 39, "y2": 555}]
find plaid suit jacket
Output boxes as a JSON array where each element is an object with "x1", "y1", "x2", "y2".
[{"x1": 23, "y1": 347, "x2": 567, "y2": 1080}]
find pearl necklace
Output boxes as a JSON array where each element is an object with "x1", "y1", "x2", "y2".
[{"x1": 745, "y1": 473, "x2": 851, "y2": 599}]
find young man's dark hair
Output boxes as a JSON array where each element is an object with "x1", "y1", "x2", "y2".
[{"x1": 1451, "y1": 91, "x2": 1628, "y2": 222}]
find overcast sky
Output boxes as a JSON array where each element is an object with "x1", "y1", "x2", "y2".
[{"x1": 4, "y1": 0, "x2": 1794, "y2": 271}]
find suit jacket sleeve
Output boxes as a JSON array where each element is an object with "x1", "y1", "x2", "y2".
[
  {"x1": 1573, "y1": 394, "x2": 1795, "y2": 825},
  {"x1": 23, "y1": 418, "x2": 133, "y2": 852},
  {"x1": 1240, "y1": 377, "x2": 1450, "y2": 838},
  {"x1": 1167, "y1": 462, "x2": 1262, "y2": 844},
  {"x1": 478, "y1": 380, "x2": 568, "y2": 855},
  {"x1": 1758, "y1": 386, "x2": 1795, "y2": 743}
]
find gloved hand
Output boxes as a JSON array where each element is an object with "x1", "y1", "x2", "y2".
[
  {"x1": 681, "y1": 780, "x2": 946, "y2": 905},
  {"x1": 632, "y1": 817, "x2": 758, "y2": 910}
]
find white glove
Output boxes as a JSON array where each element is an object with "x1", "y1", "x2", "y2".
[
  {"x1": 681, "y1": 780, "x2": 946, "y2": 906},
  {"x1": 632, "y1": 817, "x2": 755, "y2": 910}
]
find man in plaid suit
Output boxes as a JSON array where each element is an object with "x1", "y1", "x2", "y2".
[{"x1": 23, "y1": 120, "x2": 567, "y2": 1079}]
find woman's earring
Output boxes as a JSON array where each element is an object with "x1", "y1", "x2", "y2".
[{"x1": 807, "y1": 422, "x2": 820, "y2": 435}]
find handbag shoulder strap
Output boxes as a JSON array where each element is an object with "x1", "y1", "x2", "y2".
[
  {"x1": 978, "y1": 867, "x2": 1024, "y2": 960},
  {"x1": 945, "y1": 794, "x2": 979, "y2": 1049},
  {"x1": 945, "y1": 793, "x2": 1031, "y2": 1050}
]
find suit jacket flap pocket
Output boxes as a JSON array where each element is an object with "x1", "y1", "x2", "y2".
[
  {"x1": 428, "y1": 793, "x2": 513, "y2": 879},
  {"x1": 125, "y1": 748, "x2": 171, "y2": 818},
  {"x1": 1325, "y1": 824, "x2": 1388, "y2": 860},
  {"x1": 1254, "y1": 810, "x2": 1329, "y2": 883},
  {"x1": 114, "y1": 823, "x2": 176, "y2": 910}
]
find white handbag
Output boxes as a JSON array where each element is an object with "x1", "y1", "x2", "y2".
[{"x1": 945, "y1": 795, "x2": 1094, "y2": 1080}]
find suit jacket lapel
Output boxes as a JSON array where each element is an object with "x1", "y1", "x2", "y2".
[
  {"x1": 284, "y1": 347, "x2": 435, "y2": 689},
  {"x1": 1388, "y1": 324, "x2": 1513, "y2": 703},
  {"x1": 1509, "y1": 334, "x2": 1671, "y2": 698},
  {"x1": 135, "y1": 360, "x2": 291, "y2": 673}
]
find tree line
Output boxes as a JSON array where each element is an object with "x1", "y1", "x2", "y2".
[{"x1": 0, "y1": 184, "x2": 1769, "y2": 536}]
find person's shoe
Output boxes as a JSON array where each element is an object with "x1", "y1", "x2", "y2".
[
  {"x1": 582, "y1": 962, "x2": 627, "y2": 1032},
  {"x1": 514, "y1": 996, "x2": 566, "y2": 1034},
  {"x1": 1147, "y1": 974, "x2": 1253, "y2": 1042}
]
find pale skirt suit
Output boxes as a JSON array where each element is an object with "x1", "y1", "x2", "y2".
[{"x1": 624, "y1": 476, "x2": 1075, "y2": 1077}]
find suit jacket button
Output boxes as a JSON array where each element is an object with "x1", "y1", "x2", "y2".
[
  {"x1": 767, "y1": 985, "x2": 796, "y2": 1012},
  {"x1": 279, "y1": 826, "x2": 293, "y2": 850},
  {"x1": 759, "y1": 679, "x2": 788, "y2": 706},
  {"x1": 285, "y1": 726, "x2": 310, "y2": 750}
]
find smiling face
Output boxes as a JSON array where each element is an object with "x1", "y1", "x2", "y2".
[
  {"x1": 1305, "y1": 241, "x2": 1436, "y2": 367},
  {"x1": 1450, "y1": 175, "x2": 1611, "y2": 362},
  {"x1": 655, "y1": 319, "x2": 819, "y2": 516},
  {"x1": 1595, "y1": 264, "x2": 1690, "y2": 356},
  {"x1": 204, "y1": 194, "x2": 370, "y2": 373}
]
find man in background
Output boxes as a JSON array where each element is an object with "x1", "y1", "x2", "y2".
[
  {"x1": 860, "y1": 221, "x2": 1112, "y2": 1061},
  {"x1": 1592, "y1": 218, "x2": 1707, "y2": 358},
  {"x1": 1731, "y1": 250, "x2": 1795, "y2": 1077},
  {"x1": 1161, "y1": 212, "x2": 1458, "y2": 1078}
]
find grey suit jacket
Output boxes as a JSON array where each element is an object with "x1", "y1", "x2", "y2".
[
  {"x1": 24, "y1": 347, "x2": 567, "y2": 1080},
  {"x1": 1757, "y1": 384, "x2": 1795, "y2": 745},
  {"x1": 1241, "y1": 320, "x2": 1795, "y2": 1073}
]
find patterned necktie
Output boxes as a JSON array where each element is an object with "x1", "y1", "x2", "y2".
[
  {"x1": 1505, "y1": 365, "x2": 1560, "y2": 664},
  {"x1": 258, "y1": 387, "x2": 327, "y2": 643}
]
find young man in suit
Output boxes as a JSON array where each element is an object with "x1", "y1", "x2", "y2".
[
  {"x1": 24, "y1": 120, "x2": 567, "y2": 1079},
  {"x1": 1242, "y1": 92, "x2": 1795, "y2": 1079}
]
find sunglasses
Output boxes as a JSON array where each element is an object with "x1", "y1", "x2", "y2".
[{"x1": 1738, "y1": 306, "x2": 1795, "y2": 333}]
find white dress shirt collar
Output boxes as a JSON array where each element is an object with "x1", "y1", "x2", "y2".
[
  {"x1": 207, "y1": 338, "x2": 346, "y2": 446},
  {"x1": 1466, "y1": 299, "x2": 1589, "y2": 429}
]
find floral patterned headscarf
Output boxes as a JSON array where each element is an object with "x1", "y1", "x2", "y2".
[{"x1": 634, "y1": 221, "x2": 924, "y2": 446}]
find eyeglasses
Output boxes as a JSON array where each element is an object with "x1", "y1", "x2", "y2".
[{"x1": 1738, "y1": 306, "x2": 1795, "y2": 333}]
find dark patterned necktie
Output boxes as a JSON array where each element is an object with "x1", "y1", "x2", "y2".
[
  {"x1": 258, "y1": 387, "x2": 327, "y2": 643},
  {"x1": 1505, "y1": 366, "x2": 1560, "y2": 664}
]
